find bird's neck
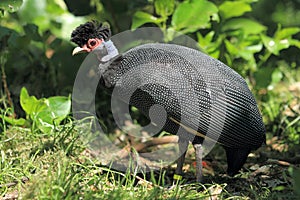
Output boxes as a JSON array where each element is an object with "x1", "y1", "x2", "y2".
[
  {"x1": 98, "y1": 54, "x2": 123, "y2": 88},
  {"x1": 100, "y1": 40, "x2": 119, "y2": 62}
]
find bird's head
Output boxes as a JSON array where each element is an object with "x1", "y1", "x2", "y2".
[{"x1": 70, "y1": 21, "x2": 111, "y2": 56}]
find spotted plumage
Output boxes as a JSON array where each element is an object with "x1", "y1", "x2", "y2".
[{"x1": 71, "y1": 21, "x2": 266, "y2": 181}]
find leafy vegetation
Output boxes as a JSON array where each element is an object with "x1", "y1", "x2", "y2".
[
  {"x1": 3, "y1": 87, "x2": 71, "y2": 133},
  {"x1": 0, "y1": 0, "x2": 300, "y2": 199}
]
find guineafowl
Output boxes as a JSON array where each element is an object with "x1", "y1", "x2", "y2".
[{"x1": 71, "y1": 21, "x2": 266, "y2": 182}]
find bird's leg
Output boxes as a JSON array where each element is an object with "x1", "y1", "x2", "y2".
[
  {"x1": 193, "y1": 143, "x2": 203, "y2": 182},
  {"x1": 173, "y1": 139, "x2": 189, "y2": 184}
]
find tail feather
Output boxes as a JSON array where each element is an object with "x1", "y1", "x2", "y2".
[{"x1": 225, "y1": 147, "x2": 251, "y2": 176}]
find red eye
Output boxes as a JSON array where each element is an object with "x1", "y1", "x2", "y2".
[
  {"x1": 89, "y1": 40, "x2": 97, "y2": 47},
  {"x1": 86, "y1": 38, "x2": 102, "y2": 51}
]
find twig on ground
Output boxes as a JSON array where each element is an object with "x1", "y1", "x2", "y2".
[
  {"x1": 0, "y1": 177, "x2": 29, "y2": 188},
  {"x1": 116, "y1": 135, "x2": 179, "y2": 159}
]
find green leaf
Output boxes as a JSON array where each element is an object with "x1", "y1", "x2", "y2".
[
  {"x1": 272, "y1": 186, "x2": 286, "y2": 191},
  {"x1": 261, "y1": 34, "x2": 277, "y2": 54},
  {"x1": 224, "y1": 39, "x2": 239, "y2": 56},
  {"x1": 0, "y1": 26, "x2": 13, "y2": 39},
  {"x1": 49, "y1": 38, "x2": 62, "y2": 49},
  {"x1": 46, "y1": 0, "x2": 65, "y2": 15},
  {"x1": 154, "y1": 0, "x2": 174, "y2": 17},
  {"x1": 224, "y1": 39, "x2": 262, "y2": 59},
  {"x1": 42, "y1": 96, "x2": 71, "y2": 125},
  {"x1": 271, "y1": 68, "x2": 283, "y2": 84},
  {"x1": 3, "y1": 116, "x2": 27, "y2": 126},
  {"x1": 35, "y1": 96, "x2": 71, "y2": 133},
  {"x1": 0, "y1": 26, "x2": 23, "y2": 48},
  {"x1": 19, "y1": 88, "x2": 71, "y2": 133},
  {"x1": 18, "y1": 0, "x2": 85, "y2": 39},
  {"x1": 197, "y1": 31, "x2": 215, "y2": 47},
  {"x1": 23, "y1": 24, "x2": 42, "y2": 42},
  {"x1": 20, "y1": 87, "x2": 47, "y2": 118},
  {"x1": 290, "y1": 39, "x2": 300, "y2": 49},
  {"x1": 0, "y1": 0, "x2": 23, "y2": 16},
  {"x1": 261, "y1": 34, "x2": 291, "y2": 55},
  {"x1": 271, "y1": 27, "x2": 300, "y2": 51},
  {"x1": 245, "y1": 43, "x2": 263, "y2": 53},
  {"x1": 17, "y1": 0, "x2": 45, "y2": 22},
  {"x1": 254, "y1": 67, "x2": 273, "y2": 88},
  {"x1": 131, "y1": 11, "x2": 163, "y2": 30},
  {"x1": 172, "y1": 0, "x2": 219, "y2": 32},
  {"x1": 222, "y1": 18, "x2": 266, "y2": 35},
  {"x1": 275, "y1": 27, "x2": 300, "y2": 39},
  {"x1": 197, "y1": 31, "x2": 221, "y2": 58},
  {"x1": 219, "y1": 1, "x2": 251, "y2": 19}
]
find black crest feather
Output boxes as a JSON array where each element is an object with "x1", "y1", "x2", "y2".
[{"x1": 70, "y1": 21, "x2": 111, "y2": 47}]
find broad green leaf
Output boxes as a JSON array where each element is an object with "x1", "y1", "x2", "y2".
[
  {"x1": 172, "y1": 0, "x2": 219, "y2": 32},
  {"x1": 36, "y1": 96, "x2": 71, "y2": 125},
  {"x1": 222, "y1": 18, "x2": 266, "y2": 35},
  {"x1": 154, "y1": 0, "x2": 174, "y2": 17},
  {"x1": 3, "y1": 116, "x2": 27, "y2": 126},
  {"x1": 45, "y1": 96, "x2": 71, "y2": 125},
  {"x1": 254, "y1": 67, "x2": 273, "y2": 88},
  {"x1": 35, "y1": 96, "x2": 71, "y2": 133},
  {"x1": 219, "y1": 1, "x2": 251, "y2": 19},
  {"x1": 131, "y1": 11, "x2": 163, "y2": 30},
  {"x1": 0, "y1": 0, "x2": 23, "y2": 16},
  {"x1": 20, "y1": 87, "x2": 71, "y2": 133},
  {"x1": 35, "y1": 119, "x2": 54, "y2": 133},
  {"x1": 20, "y1": 87, "x2": 47, "y2": 118}
]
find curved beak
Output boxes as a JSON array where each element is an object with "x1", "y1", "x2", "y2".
[{"x1": 72, "y1": 47, "x2": 87, "y2": 56}]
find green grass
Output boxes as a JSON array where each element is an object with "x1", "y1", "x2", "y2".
[
  {"x1": 0, "y1": 115, "x2": 298, "y2": 199},
  {"x1": 0, "y1": 123, "x2": 209, "y2": 199}
]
